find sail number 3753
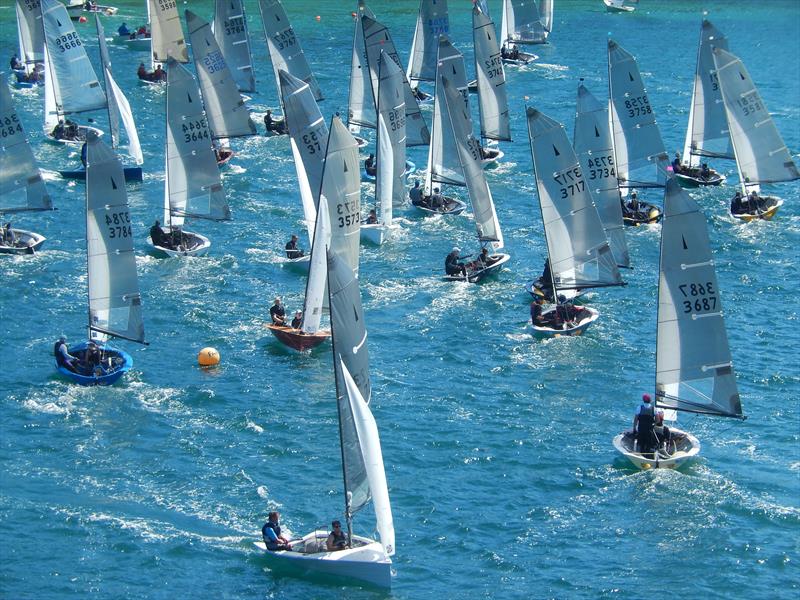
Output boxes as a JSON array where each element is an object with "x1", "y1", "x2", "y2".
[{"x1": 678, "y1": 281, "x2": 717, "y2": 314}]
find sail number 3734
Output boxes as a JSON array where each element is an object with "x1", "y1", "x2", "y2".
[{"x1": 678, "y1": 281, "x2": 717, "y2": 314}]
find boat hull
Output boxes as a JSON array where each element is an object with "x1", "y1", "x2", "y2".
[
  {"x1": 412, "y1": 196, "x2": 467, "y2": 216},
  {"x1": 148, "y1": 230, "x2": 211, "y2": 257},
  {"x1": 254, "y1": 531, "x2": 392, "y2": 588},
  {"x1": 502, "y1": 51, "x2": 537, "y2": 65},
  {"x1": 525, "y1": 278, "x2": 582, "y2": 302},
  {"x1": 45, "y1": 125, "x2": 104, "y2": 146},
  {"x1": 622, "y1": 201, "x2": 662, "y2": 226},
  {"x1": 0, "y1": 229, "x2": 46, "y2": 255},
  {"x1": 604, "y1": 0, "x2": 635, "y2": 12},
  {"x1": 265, "y1": 324, "x2": 329, "y2": 351},
  {"x1": 363, "y1": 160, "x2": 416, "y2": 183},
  {"x1": 531, "y1": 306, "x2": 599, "y2": 337},
  {"x1": 360, "y1": 223, "x2": 390, "y2": 245},
  {"x1": 283, "y1": 254, "x2": 311, "y2": 271},
  {"x1": 612, "y1": 428, "x2": 701, "y2": 470},
  {"x1": 732, "y1": 197, "x2": 783, "y2": 222},
  {"x1": 674, "y1": 170, "x2": 724, "y2": 188},
  {"x1": 59, "y1": 166, "x2": 143, "y2": 182},
  {"x1": 353, "y1": 135, "x2": 369, "y2": 149},
  {"x1": 480, "y1": 148, "x2": 504, "y2": 167},
  {"x1": 443, "y1": 252, "x2": 510, "y2": 283},
  {"x1": 55, "y1": 341, "x2": 132, "y2": 386}
]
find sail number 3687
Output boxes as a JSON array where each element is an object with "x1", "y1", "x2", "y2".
[
  {"x1": 105, "y1": 212, "x2": 132, "y2": 239},
  {"x1": 678, "y1": 281, "x2": 717, "y2": 313}
]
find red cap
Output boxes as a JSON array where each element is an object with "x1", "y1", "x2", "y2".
[{"x1": 642, "y1": 393, "x2": 652, "y2": 402}]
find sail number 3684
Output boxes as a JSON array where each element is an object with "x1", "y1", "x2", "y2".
[
  {"x1": 678, "y1": 281, "x2": 717, "y2": 313},
  {"x1": 105, "y1": 212, "x2": 132, "y2": 239}
]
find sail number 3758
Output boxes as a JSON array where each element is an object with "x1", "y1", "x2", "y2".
[{"x1": 678, "y1": 281, "x2": 717, "y2": 314}]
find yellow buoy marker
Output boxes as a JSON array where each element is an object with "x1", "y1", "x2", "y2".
[{"x1": 198, "y1": 347, "x2": 220, "y2": 367}]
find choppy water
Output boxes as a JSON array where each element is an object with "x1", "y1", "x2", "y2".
[{"x1": 1, "y1": 0, "x2": 798, "y2": 598}]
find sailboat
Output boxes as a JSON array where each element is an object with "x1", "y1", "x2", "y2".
[
  {"x1": 114, "y1": 0, "x2": 151, "y2": 51},
  {"x1": 59, "y1": 14, "x2": 144, "y2": 183},
  {"x1": 499, "y1": 0, "x2": 551, "y2": 64},
  {"x1": 141, "y1": 0, "x2": 188, "y2": 83},
  {"x1": 360, "y1": 51, "x2": 406, "y2": 246},
  {"x1": 613, "y1": 178, "x2": 743, "y2": 469},
  {"x1": 41, "y1": 0, "x2": 106, "y2": 145},
  {"x1": 212, "y1": 0, "x2": 256, "y2": 93},
  {"x1": 0, "y1": 72, "x2": 52, "y2": 255},
  {"x1": 608, "y1": 38, "x2": 667, "y2": 226},
  {"x1": 13, "y1": 0, "x2": 45, "y2": 87},
  {"x1": 149, "y1": 58, "x2": 230, "y2": 257},
  {"x1": 441, "y1": 77, "x2": 509, "y2": 283},
  {"x1": 346, "y1": 1, "x2": 376, "y2": 149},
  {"x1": 472, "y1": 4, "x2": 510, "y2": 165},
  {"x1": 603, "y1": 0, "x2": 638, "y2": 13},
  {"x1": 406, "y1": 0, "x2": 450, "y2": 86},
  {"x1": 713, "y1": 47, "x2": 799, "y2": 222},
  {"x1": 55, "y1": 132, "x2": 146, "y2": 386},
  {"x1": 527, "y1": 107, "x2": 624, "y2": 335},
  {"x1": 677, "y1": 18, "x2": 728, "y2": 187},
  {"x1": 255, "y1": 246, "x2": 394, "y2": 589}
]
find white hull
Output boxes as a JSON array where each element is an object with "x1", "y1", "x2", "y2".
[
  {"x1": 612, "y1": 427, "x2": 701, "y2": 470},
  {"x1": 603, "y1": 0, "x2": 636, "y2": 12},
  {"x1": 480, "y1": 148, "x2": 504, "y2": 167},
  {"x1": 0, "y1": 229, "x2": 46, "y2": 255},
  {"x1": 531, "y1": 306, "x2": 599, "y2": 337},
  {"x1": 46, "y1": 125, "x2": 104, "y2": 146},
  {"x1": 360, "y1": 223, "x2": 387, "y2": 245},
  {"x1": 148, "y1": 230, "x2": 211, "y2": 257},
  {"x1": 254, "y1": 531, "x2": 392, "y2": 588},
  {"x1": 284, "y1": 254, "x2": 311, "y2": 272},
  {"x1": 444, "y1": 252, "x2": 510, "y2": 283}
]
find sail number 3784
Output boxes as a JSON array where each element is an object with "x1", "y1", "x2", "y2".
[{"x1": 104, "y1": 212, "x2": 132, "y2": 239}]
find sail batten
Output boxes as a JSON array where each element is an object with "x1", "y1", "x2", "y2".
[
  {"x1": 473, "y1": 5, "x2": 511, "y2": 142},
  {"x1": 375, "y1": 51, "x2": 406, "y2": 225},
  {"x1": 212, "y1": 0, "x2": 255, "y2": 93},
  {"x1": 148, "y1": 0, "x2": 188, "y2": 67},
  {"x1": 347, "y1": 1, "x2": 377, "y2": 131}
]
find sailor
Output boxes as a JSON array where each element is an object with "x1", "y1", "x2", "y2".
[
  {"x1": 474, "y1": 247, "x2": 491, "y2": 269},
  {"x1": 149, "y1": 220, "x2": 168, "y2": 247},
  {"x1": 290, "y1": 311, "x2": 303, "y2": 329},
  {"x1": 409, "y1": 180, "x2": 423, "y2": 206},
  {"x1": 3, "y1": 222, "x2": 16, "y2": 246},
  {"x1": 445, "y1": 247, "x2": 468, "y2": 277},
  {"x1": 117, "y1": 22, "x2": 130, "y2": 37},
  {"x1": 137, "y1": 25, "x2": 148, "y2": 35},
  {"x1": 137, "y1": 63, "x2": 148, "y2": 80},
  {"x1": 52, "y1": 120, "x2": 66, "y2": 140},
  {"x1": 285, "y1": 234, "x2": 303, "y2": 259},
  {"x1": 411, "y1": 86, "x2": 427, "y2": 101},
  {"x1": 632, "y1": 393, "x2": 657, "y2": 455},
  {"x1": 10, "y1": 54, "x2": 23, "y2": 71},
  {"x1": 326, "y1": 520, "x2": 347, "y2": 551},
  {"x1": 700, "y1": 163, "x2": 711, "y2": 180},
  {"x1": 530, "y1": 296, "x2": 547, "y2": 327},
  {"x1": 261, "y1": 511, "x2": 292, "y2": 551},
  {"x1": 152, "y1": 64, "x2": 167, "y2": 82},
  {"x1": 627, "y1": 190, "x2": 640, "y2": 213},
  {"x1": 653, "y1": 411, "x2": 672, "y2": 452},
  {"x1": 366, "y1": 209, "x2": 378, "y2": 224},
  {"x1": 672, "y1": 152, "x2": 682, "y2": 174},
  {"x1": 54, "y1": 336, "x2": 79, "y2": 372},
  {"x1": 269, "y1": 297, "x2": 287, "y2": 326},
  {"x1": 430, "y1": 187, "x2": 444, "y2": 210},
  {"x1": 264, "y1": 109, "x2": 287, "y2": 135},
  {"x1": 83, "y1": 341, "x2": 103, "y2": 376},
  {"x1": 748, "y1": 190, "x2": 762, "y2": 212},
  {"x1": 365, "y1": 153, "x2": 377, "y2": 177},
  {"x1": 730, "y1": 191, "x2": 745, "y2": 214}
]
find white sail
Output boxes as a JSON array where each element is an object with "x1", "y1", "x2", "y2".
[
  {"x1": 682, "y1": 19, "x2": 733, "y2": 167},
  {"x1": 500, "y1": 0, "x2": 548, "y2": 46},
  {"x1": 186, "y1": 10, "x2": 256, "y2": 139},
  {"x1": 473, "y1": 5, "x2": 510, "y2": 142},
  {"x1": 406, "y1": 0, "x2": 450, "y2": 83},
  {"x1": 321, "y1": 117, "x2": 362, "y2": 278},
  {"x1": 15, "y1": 0, "x2": 44, "y2": 73},
  {"x1": 574, "y1": 83, "x2": 629, "y2": 268},
  {"x1": 442, "y1": 76, "x2": 503, "y2": 249},
  {"x1": 347, "y1": 1, "x2": 376, "y2": 132},
  {"x1": 165, "y1": 58, "x2": 229, "y2": 227},
  {"x1": 607, "y1": 39, "x2": 668, "y2": 190},
  {"x1": 302, "y1": 194, "x2": 331, "y2": 335},
  {"x1": 41, "y1": 0, "x2": 106, "y2": 116},
  {"x1": 427, "y1": 36, "x2": 469, "y2": 192},
  {"x1": 0, "y1": 73, "x2": 52, "y2": 212},
  {"x1": 528, "y1": 107, "x2": 623, "y2": 292},
  {"x1": 259, "y1": 0, "x2": 323, "y2": 102},
  {"x1": 106, "y1": 70, "x2": 144, "y2": 166},
  {"x1": 212, "y1": 0, "x2": 255, "y2": 93},
  {"x1": 148, "y1": 0, "x2": 188, "y2": 68},
  {"x1": 280, "y1": 69, "x2": 328, "y2": 243},
  {"x1": 713, "y1": 47, "x2": 799, "y2": 195},
  {"x1": 95, "y1": 14, "x2": 120, "y2": 148},
  {"x1": 42, "y1": 45, "x2": 57, "y2": 132},
  {"x1": 539, "y1": 0, "x2": 553, "y2": 33},
  {"x1": 362, "y1": 14, "x2": 430, "y2": 147},
  {"x1": 655, "y1": 178, "x2": 741, "y2": 418},
  {"x1": 85, "y1": 133, "x2": 145, "y2": 344},
  {"x1": 375, "y1": 51, "x2": 406, "y2": 225},
  {"x1": 341, "y1": 359, "x2": 395, "y2": 557}
]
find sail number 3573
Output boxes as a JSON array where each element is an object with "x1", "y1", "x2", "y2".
[
  {"x1": 105, "y1": 212, "x2": 132, "y2": 239},
  {"x1": 678, "y1": 281, "x2": 717, "y2": 313}
]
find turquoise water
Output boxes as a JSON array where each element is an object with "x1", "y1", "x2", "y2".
[{"x1": 1, "y1": 0, "x2": 799, "y2": 597}]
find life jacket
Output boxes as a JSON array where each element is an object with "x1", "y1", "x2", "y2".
[
  {"x1": 637, "y1": 403, "x2": 655, "y2": 435},
  {"x1": 54, "y1": 341, "x2": 67, "y2": 365},
  {"x1": 263, "y1": 521, "x2": 281, "y2": 538},
  {"x1": 330, "y1": 529, "x2": 346, "y2": 548}
]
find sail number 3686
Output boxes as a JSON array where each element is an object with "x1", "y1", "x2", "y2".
[
  {"x1": 105, "y1": 212, "x2": 132, "y2": 239},
  {"x1": 678, "y1": 281, "x2": 717, "y2": 313}
]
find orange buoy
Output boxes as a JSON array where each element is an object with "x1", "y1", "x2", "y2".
[
  {"x1": 198, "y1": 347, "x2": 220, "y2": 367},
  {"x1": 315, "y1": 15, "x2": 321, "y2": 21},
  {"x1": 78, "y1": 15, "x2": 87, "y2": 23}
]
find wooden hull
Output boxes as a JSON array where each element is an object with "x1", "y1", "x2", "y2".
[
  {"x1": 55, "y1": 341, "x2": 132, "y2": 386},
  {"x1": 613, "y1": 428, "x2": 700, "y2": 470},
  {"x1": 0, "y1": 229, "x2": 46, "y2": 255},
  {"x1": 531, "y1": 306, "x2": 599, "y2": 337},
  {"x1": 443, "y1": 253, "x2": 510, "y2": 283},
  {"x1": 732, "y1": 197, "x2": 782, "y2": 222},
  {"x1": 59, "y1": 166, "x2": 143, "y2": 182},
  {"x1": 265, "y1": 324, "x2": 330, "y2": 351}
]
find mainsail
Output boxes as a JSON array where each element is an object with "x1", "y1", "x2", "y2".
[
  {"x1": 85, "y1": 133, "x2": 145, "y2": 344},
  {"x1": 655, "y1": 178, "x2": 742, "y2": 418},
  {"x1": 165, "y1": 58, "x2": 229, "y2": 227},
  {"x1": 607, "y1": 39, "x2": 669, "y2": 190},
  {"x1": 528, "y1": 107, "x2": 623, "y2": 292},
  {"x1": 186, "y1": 9, "x2": 256, "y2": 139},
  {"x1": 347, "y1": 1, "x2": 377, "y2": 131},
  {"x1": 500, "y1": 0, "x2": 549, "y2": 46},
  {"x1": 148, "y1": 0, "x2": 188, "y2": 67},
  {"x1": 406, "y1": 0, "x2": 450, "y2": 83},
  {"x1": 212, "y1": 0, "x2": 255, "y2": 93},
  {"x1": 574, "y1": 83, "x2": 629, "y2": 268},
  {"x1": 682, "y1": 19, "x2": 733, "y2": 166},
  {"x1": 713, "y1": 47, "x2": 799, "y2": 194},
  {"x1": 15, "y1": 0, "x2": 44, "y2": 74},
  {"x1": 375, "y1": 51, "x2": 406, "y2": 225},
  {"x1": 0, "y1": 73, "x2": 52, "y2": 213},
  {"x1": 301, "y1": 194, "x2": 331, "y2": 335},
  {"x1": 473, "y1": 5, "x2": 510, "y2": 142}
]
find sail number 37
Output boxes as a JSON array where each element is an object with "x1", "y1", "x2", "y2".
[{"x1": 678, "y1": 281, "x2": 717, "y2": 314}]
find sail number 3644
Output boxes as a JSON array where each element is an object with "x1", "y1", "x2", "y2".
[{"x1": 678, "y1": 281, "x2": 717, "y2": 313}]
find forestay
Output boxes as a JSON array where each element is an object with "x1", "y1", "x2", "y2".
[
  {"x1": 713, "y1": 47, "x2": 799, "y2": 194},
  {"x1": 406, "y1": 0, "x2": 449, "y2": 83},
  {"x1": 442, "y1": 77, "x2": 503, "y2": 249},
  {"x1": 362, "y1": 15, "x2": 430, "y2": 147},
  {"x1": 85, "y1": 134, "x2": 145, "y2": 344},
  {"x1": 500, "y1": 0, "x2": 548, "y2": 46},
  {"x1": 574, "y1": 84, "x2": 629, "y2": 268},
  {"x1": 15, "y1": 0, "x2": 44, "y2": 73},
  {"x1": 301, "y1": 194, "x2": 331, "y2": 335},
  {"x1": 682, "y1": 19, "x2": 733, "y2": 166},
  {"x1": 259, "y1": 0, "x2": 322, "y2": 102},
  {"x1": 473, "y1": 5, "x2": 510, "y2": 142},
  {"x1": 165, "y1": 59, "x2": 229, "y2": 227},
  {"x1": 186, "y1": 10, "x2": 255, "y2": 139},
  {"x1": 148, "y1": 0, "x2": 188, "y2": 67},
  {"x1": 0, "y1": 73, "x2": 52, "y2": 212},
  {"x1": 655, "y1": 178, "x2": 742, "y2": 418},
  {"x1": 212, "y1": 0, "x2": 255, "y2": 93},
  {"x1": 347, "y1": 1, "x2": 377, "y2": 131},
  {"x1": 528, "y1": 107, "x2": 622, "y2": 292},
  {"x1": 607, "y1": 39, "x2": 669, "y2": 189},
  {"x1": 375, "y1": 51, "x2": 406, "y2": 225}
]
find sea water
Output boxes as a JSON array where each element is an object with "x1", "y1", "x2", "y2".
[{"x1": 1, "y1": 1, "x2": 798, "y2": 597}]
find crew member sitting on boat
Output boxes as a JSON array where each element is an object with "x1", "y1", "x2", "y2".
[
  {"x1": 326, "y1": 520, "x2": 347, "y2": 552},
  {"x1": 137, "y1": 63, "x2": 166, "y2": 83},
  {"x1": 530, "y1": 296, "x2": 547, "y2": 327},
  {"x1": 262, "y1": 511, "x2": 292, "y2": 551},
  {"x1": 3, "y1": 222, "x2": 17, "y2": 246},
  {"x1": 263, "y1": 109, "x2": 288, "y2": 135},
  {"x1": 409, "y1": 180, "x2": 423, "y2": 206},
  {"x1": 469, "y1": 247, "x2": 492, "y2": 270},
  {"x1": 671, "y1": 152, "x2": 683, "y2": 174},
  {"x1": 149, "y1": 220, "x2": 169, "y2": 248},
  {"x1": 501, "y1": 44, "x2": 520, "y2": 60},
  {"x1": 429, "y1": 187, "x2": 444, "y2": 210},
  {"x1": 137, "y1": 25, "x2": 148, "y2": 35},
  {"x1": 627, "y1": 190, "x2": 640, "y2": 213},
  {"x1": 117, "y1": 22, "x2": 130, "y2": 36},
  {"x1": 54, "y1": 336, "x2": 79, "y2": 373},
  {"x1": 270, "y1": 297, "x2": 287, "y2": 326},
  {"x1": 82, "y1": 341, "x2": 105, "y2": 376},
  {"x1": 700, "y1": 163, "x2": 711, "y2": 180},
  {"x1": 652, "y1": 411, "x2": 671, "y2": 453},
  {"x1": 365, "y1": 153, "x2": 377, "y2": 177},
  {"x1": 445, "y1": 247, "x2": 468, "y2": 278},
  {"x1": 285, "y1": 234, "x2": 303, "y2": 259},
  {"x1": 365, "y1": 209, "x2": 378, "y2": 224},
  {"x1": 411, "y1": 86, "x2": 429, "y2": 101},
  {"x1": 290, "y1": 310, "x2": 302, "y2": 329},
  {"x1": 632, "y1": 393, "x2": 657, "y2": 456},
  {"x1": 52, "y1": 119, "x2": 83, "y2": 141},
  {"x1": 747, "y1": 190, "x2": 765, "y2": 212},
  {"x1": 730, "y1": 191, "x2": 746, "y2": 215},
  {"x1": 10, "y1": 54, "x2": 23, "y2": 70}
]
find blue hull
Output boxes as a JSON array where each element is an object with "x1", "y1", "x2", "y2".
[
  {"x1": 59, "y1": 167, "x2": 143, "y2": 182},
  {"x1": 55, "y1": 341, "x2": 133, "y2": 386}
]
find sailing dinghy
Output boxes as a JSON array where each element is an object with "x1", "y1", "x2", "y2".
[
  {"x1": 55, "y1": 132, "x2": 146, "y2": 386},
  {"x1": 256, "y1": 247, "x2": 394, "y2": 589},
  {"x1": 613, "y1": 178, "x2": 743, "y2": 469},
  {"x1": 603, "y1": 0, "x2": 637, "y2": 13},
  {"x1": 13, "y1": 0, "x2": 45, "y2": 87},
  {"x1": 0, "y1": 72, "x2": 52, "y2": 255},
  {"x1": 499, "y1": 0, "x2": 551, "y2": 64},
  {"x1": 406, "y1": 0, "x2": 450, "y2": 86},
  {"x1": 713, "y1": 47, "x2": 799, "y2": 222}
]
